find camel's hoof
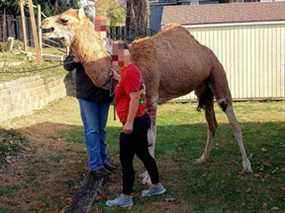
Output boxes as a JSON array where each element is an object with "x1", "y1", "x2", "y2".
[
  {"x1": 194, "y1": 155, "x2": 208, "y2": 165},
  {"x1": 142, "y1": 175, "x2": 152, "y2": 186},
  {"x1": 241, "y1": 166, "x2": 253, "y2": 175},
  {"x1": 139, "y1": 171, "x2": 148, "y2": 178},
  {"x1": 241, "y1": 169, "x2": 253, "y2": 175},
  {"x1": 242, "y1": 159, "x2": 253, "y2": 175},
  {"x1": 140, "y1": 171, "x2": 152, "y2": 185}
]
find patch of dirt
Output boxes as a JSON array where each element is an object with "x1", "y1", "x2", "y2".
[
  {"x1": 101, "y1": 155, "x2": 192, "y2": 213},
  {"x1": 142, "y1": 157, "x2": 192, "y2": 213},
  {"x1": 0, "y1": 122, "x2": 190, "y2": 212},
  {"x1": 0, "y1": 129, "x2": 27, "y2": 165},
  {"x1": 0, "y1": 122, "x2": 86, "y2": 212}
]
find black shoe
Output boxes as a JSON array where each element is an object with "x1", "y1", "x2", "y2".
[
  {"x1": 104, "y1": 162, "x2": 117, "y2": 172},
  {"x1": 79, "y1": 171, "x2": 99, "y2": 192},
  {"x1": 91, "y1": 167, "x2": 111, "y2": 177},
  {"x1": 104, "y1": 164, "x2": 116, "y2": 173},
  {"x1": 71, "y1": 171, "x2": 105, "y2": 211}
]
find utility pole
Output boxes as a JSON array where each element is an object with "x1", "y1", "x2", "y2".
[
  {"x1": 2, "y1": 8, "x2": 7, "y2": 42},
  {"x1": 28, "y1": 0, "x2": 41, "y2": 64},
  {"x1": 19, "y1": 0, "x2": 28, "y2": 51}
]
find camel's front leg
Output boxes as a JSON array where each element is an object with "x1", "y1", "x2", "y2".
[
  {"x1": 148, "y1": 111, "x2": 157, "y2": 158},
  {"x1": 140, "y1": 99, "x2": 158, "y2": 185}
]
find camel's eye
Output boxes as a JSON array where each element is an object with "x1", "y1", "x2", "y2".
[{"x1": 59, "y1": 17, "x2": 69, "y2": 25}]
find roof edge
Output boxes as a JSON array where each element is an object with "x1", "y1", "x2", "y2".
[{"x1": 179, "y1": 20, "x2": 285, "y2": 28}]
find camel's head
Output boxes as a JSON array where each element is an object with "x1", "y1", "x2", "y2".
[{"x1": 41, "y1": 8, "x2": 91, "y2": 47}]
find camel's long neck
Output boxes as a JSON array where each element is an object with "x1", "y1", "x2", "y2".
[
  {"x1": 72, "y1": 30, "x2": 108, "y2": 62},
  {"x1": 70, "y1": 25, "x2": 112, "y2": 88}
]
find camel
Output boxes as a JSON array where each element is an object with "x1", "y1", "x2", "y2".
[{"x1": 41, "y1": 8, "x2": 253, "y2": 184}]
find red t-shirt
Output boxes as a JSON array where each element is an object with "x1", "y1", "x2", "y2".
[{"x1": 115, "y1": 64, "x2": 146, "y2": 123}]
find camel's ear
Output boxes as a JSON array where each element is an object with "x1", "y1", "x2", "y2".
[{"x1": 78, "y1": 7, "x2": 86, "y2": 20}]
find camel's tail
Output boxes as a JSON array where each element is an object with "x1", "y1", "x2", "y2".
[
  {"x1": 196, "y1": 79, "x2": 214, "y2": 112},
  {"x1": 196, "y1": 64, "x2": 232, "y2": 112},
  {"x1": 196, "y1": 79, "x2": 218, "y2": 133}
]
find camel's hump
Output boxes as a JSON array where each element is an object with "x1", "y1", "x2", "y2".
[
  {"x1": 161, "y1": 23, "x2": 184, "y2": 31},
  {"x1": 132, "y1": 23, "x2": 191, "y2": 45}
]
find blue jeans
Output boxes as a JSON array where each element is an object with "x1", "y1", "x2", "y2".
[{"x1": 78, "y1": 98, "x2": 111, "y2": 171}]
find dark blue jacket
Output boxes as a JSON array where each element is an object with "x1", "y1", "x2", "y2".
[{"x1": 63, "y1": 54, "x2": 113, "y2": 103}]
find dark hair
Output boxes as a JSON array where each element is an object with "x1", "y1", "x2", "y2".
[{"x1": 118, "y1": 41, "x2": 129, "y2": 50}]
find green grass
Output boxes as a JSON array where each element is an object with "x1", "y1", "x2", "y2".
[
  {"x1": 179, "y1": 122, "x2": 285, "y2": 212},
  {"x1": 1, "y1": 98, "x2": 284, "y2": 212},
  {"x1": 0, "y1": 129, "x2": 26, "y2": 167},
  {"x1": 0, "y1": 208, "x2": 9, "y2": 213},
  {"x1": 52, "y1": 100, "x2": 285, "y2": 212},
  {"x1": 0, "y1": 184, "x2": 24, "y2": 200},
  {"x1": 0, "y1": 48, "x2": 66, "y2": 82}
]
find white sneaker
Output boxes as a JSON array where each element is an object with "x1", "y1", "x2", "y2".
[
  {"x1": 106, "y1": 194, "x2": 133, "y2": 208},
  {"x1": 141, "y1": 183, "x2": 166, "y2": 197}
]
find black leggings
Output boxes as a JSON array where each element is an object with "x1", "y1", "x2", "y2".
[{"x1": 120, "y1": 114, "x2": 160, "y2": 195}]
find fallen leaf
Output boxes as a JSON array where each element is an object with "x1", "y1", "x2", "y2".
[
  {"x1": 164, "y1": 197, "x2": 177, "y2": 202},
  {"x1": 246, "y1": 188, "x2": 251, "y2": 193},
  {"x1": 263, "y1": 160, "x2": 272, "y2": 167},
  {"x1": 271, "y1": 207, "x2": 279, "y2": 211}
]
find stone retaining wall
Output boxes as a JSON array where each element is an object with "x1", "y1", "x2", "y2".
[{"x1": 0, "y1": 74, "x2": 73, "y2": 122}]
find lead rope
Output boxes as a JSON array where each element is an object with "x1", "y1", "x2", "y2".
[
  {"x1": 112, "y1": 81, "x2": 117, "y2": 121},
  {"x1": 109, "y1": 67, "x2": 117, "y2": 121}
]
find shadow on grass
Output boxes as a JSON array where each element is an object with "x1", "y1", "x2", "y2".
[
  {"x1": 154, "y1": 122, "x2": 285, "y2": 212},
  {"x1": 0, "y1": 120, "x2": 284, "y2": 212},
  {"x1": 44, "y1": 120, "x2": 285, "y2": 212}
]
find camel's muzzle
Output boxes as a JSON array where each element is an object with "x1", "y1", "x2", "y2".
[{"x1": 41, "y1": 27, "x2": 55, "y2": 34}]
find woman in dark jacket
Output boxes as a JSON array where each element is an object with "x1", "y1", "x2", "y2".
[{"x1": 64, "y1": 53, "x2": 113, "y2": 178}]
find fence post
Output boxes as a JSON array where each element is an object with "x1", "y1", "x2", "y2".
[
  {"x1": 7, "y1": 37, "x2": 14, "y2": 52},
  {"x1": 19, "y1": 0, "x2": 28, "y2": 51},
  {"x1": 123, "y1": 26, "x2": 127, "y2": 41},
  {"x1": 28, "y1": 0, "x2": 41, "y2": 64},
  {"x1": 37, "y1": 4, "x2": 42, "y2": 56}
]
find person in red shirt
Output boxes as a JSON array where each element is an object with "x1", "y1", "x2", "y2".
[{"x1": 106, "y1": 42, "x2": 166, "y2": 208}]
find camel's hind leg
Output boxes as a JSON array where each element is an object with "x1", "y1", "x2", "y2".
[
  {"x1": 195, "y1": 84, "x2": 218, "y2": 163},
  {"x1": 196, "y1": 101, "x2": 218, "y2": 164},
  {"x1": 205, "y1": 49, "x2": 252, "y2": 173},
  {"x1": 219, "y1": 100, "x2": 253, "y2": 174}
]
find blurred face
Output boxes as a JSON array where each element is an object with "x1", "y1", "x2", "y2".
[
  {"x1": 94, "y1": 16, "x2": 107, "y2": 32},
  {"x1": 112, "y1": 42, "x2": 130, "y2": 68}
]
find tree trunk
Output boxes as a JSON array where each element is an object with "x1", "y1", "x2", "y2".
[
  {"x1": 126, "y1": 0, "x2": 149, "y2": 41},
  {"x1": 28, "y1": 0, "x2": 41, "y2": 64},
  {"x1": 54, "y1": 0, "x2": 76, "y2": 14},
  {"x1": 2, "y1": 8, "x2": 7, "y2": 42}
]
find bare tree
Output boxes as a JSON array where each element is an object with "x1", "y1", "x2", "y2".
[
  {"x1": 126, "y1": 0, "x2": 149, "y2": 40},
  {"x1": 53, "y1": 0, "x2": 78, "y2": 14}
]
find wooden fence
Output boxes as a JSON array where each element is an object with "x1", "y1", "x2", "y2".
[
  {"x1": 107, "y1": 26, "x2": 158, "y2": 42},
  {"x1": 0, "y1": 11, "x2": 37, "y2": 47},
  {"x1": 0, "y1": 12, "x2": 157, "y2": 46}
]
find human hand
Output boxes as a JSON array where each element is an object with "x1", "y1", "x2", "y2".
[
  {"x1": 73, "y1": 54, "x2": 80, "y2": 63},
  {"x1": 123, "y1": 122, "x2": 133, "y2": 134},
  {"x1": 70, "y1": 52, "x2": 80, "y2": 63},
  {"x1": 111, "y1": 67, "x2": 120, "y2": 81}
]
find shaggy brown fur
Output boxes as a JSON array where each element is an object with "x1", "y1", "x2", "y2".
[{"x1": 131, "y1": 24, "x2": 231, "y2": 104}]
